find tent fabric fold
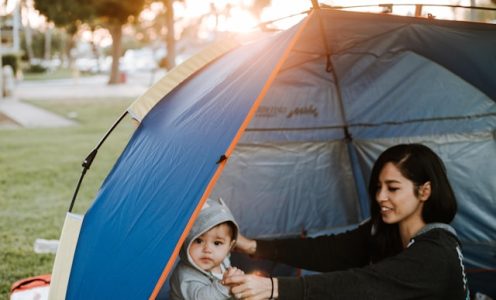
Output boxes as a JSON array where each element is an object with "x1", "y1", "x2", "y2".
[{"x1": 64, "y1": 8, "x2": 496, "y2": 299}]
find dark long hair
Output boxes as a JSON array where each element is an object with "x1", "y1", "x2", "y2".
[{"x1": 368, "y1": 143, "x2": 457, "y2": 262}]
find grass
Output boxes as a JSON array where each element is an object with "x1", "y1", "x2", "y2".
[
  {"x1": 22, "y1": 68, "x2": 93, "y2": 81},
  {"x1": 0, "y1": 98, "x2": 136, "y2": 298}
]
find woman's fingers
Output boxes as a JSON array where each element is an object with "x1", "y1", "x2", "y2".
[
  {"x1": 223, "y1": 273, "x2": 246, "y2": 286},
  {"x1": 223, "y1": 266, "x2": 245, "y2": 283},
  {"x1": 228, "y1": 275, "x2": 272, "y2": 300},
  {"x1": 235, "y1": 234, "x2": 257, "y2": 255},
  {"x1": 225, "y1": 267, "x2": 237, "y2": 276},
  {"x1": 228, "y1": 275, "x2": 250, "y2": 299}
]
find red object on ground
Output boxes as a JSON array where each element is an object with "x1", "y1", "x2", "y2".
[{"x1": 10, "y1": 274, "x2": 51, "y2": 299}]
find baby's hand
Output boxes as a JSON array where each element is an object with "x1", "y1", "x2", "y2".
[{"x1": 222, "y1": 267, "x2": 244, "y2": 286}]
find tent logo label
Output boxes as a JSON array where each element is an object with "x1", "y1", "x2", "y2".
[
  {"x1": 256, "y1": 105, "x2": 319, "y2": 118},
  {"x1": 287, "y1": 105, "x2": 319, "y2": 118},
  {"x1": 256, "y1": 106, "x2": 287, "y2": 118}
]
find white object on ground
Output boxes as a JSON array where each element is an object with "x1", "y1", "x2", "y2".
[
  {"x1": 10, "y1": 286, "x2": 49, "y2": 300},
  {"x1": 34, "y1": 239, "x2": 59, "y2": 254}
]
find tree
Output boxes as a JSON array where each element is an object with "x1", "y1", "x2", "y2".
[
  {"x1": 35, "y1": 0, "x2": 146, "y2": 84},
  {"x1": 251, "y1": 0, "x2": 272, "y2": 21},
  {"x1": 143, "y1": 0, "x2": 178, "y2": 70},
  {"x1": 34, "y1": 0, "x2": 91, "y2": 68},
  {"x1": 20, "y1": 0, "x2": 35, "y2": 65},
  {"x1": 87, "y1": 0, "x2": 147, "y2": 84},
  {"x1": 164, "y1": 0, "x2": 175, "y2": 70}
]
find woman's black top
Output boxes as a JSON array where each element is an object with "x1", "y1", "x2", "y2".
[{"x1": 254, "y1": 221, "x2": 468, "y2": 299}]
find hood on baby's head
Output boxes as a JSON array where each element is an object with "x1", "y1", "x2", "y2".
[
  {"x1": 186, "y1": 198, "x2": 239, "y2": 246},
  {"x1": 180, "y1": 198, "x2": 239, "y2": 272}
]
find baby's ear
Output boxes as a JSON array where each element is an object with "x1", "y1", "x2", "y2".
[{"x1": 230, "y1": 240, "x2": 236, "y2": 250}]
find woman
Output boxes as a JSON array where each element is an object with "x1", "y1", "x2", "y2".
[{"x1": 223, "y1": 143, "x2": 469, "y2": 299}]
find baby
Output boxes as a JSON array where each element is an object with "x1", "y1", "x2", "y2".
[{"x1": 169, "y1": 198, "x2": 243, "y2": 299}]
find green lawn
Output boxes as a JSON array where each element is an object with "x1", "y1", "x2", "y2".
[
  {"x1": 22, "y1": 68, "x2": 93, "y2": 81},
  {"x1": 0, "y1": 98, "x2": 136, "y2": 298}
]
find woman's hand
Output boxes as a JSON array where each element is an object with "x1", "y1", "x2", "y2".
[
  {"x1": 223, "y1": 273, "x2": 278, "y2": 300},
  {"x1": 223, "y1": 266, "x2": 244, "y2": 283},
  {"x1": 235, "y1": 233, "x2": 257, "y2": 255}
]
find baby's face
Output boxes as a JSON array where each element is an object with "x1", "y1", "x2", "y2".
[{"x1": 189, "y1": 223, "x2": 234, "y2": 273}]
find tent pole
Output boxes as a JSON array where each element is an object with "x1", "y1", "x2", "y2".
[
  {"x1": 312, "y1": 7, "x2": 370, "y2": 219},
  {"x1": 312, "y1": 3, "x2": 351, "y2": 140},
  {"x1": 326, "y1": 53, "x2": 370, "y2": 219},
  {"x1": 68, "y1": 111, "x2": 129, "y2": 212},
  {"x1": 326, "y1": 57, "x2": 370, "y2": 218}
]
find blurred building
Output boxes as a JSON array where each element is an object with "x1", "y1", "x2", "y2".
[
  {"x1": 1, "y1": 1, "x2": 21, "y2": 56},
  {"x1": 0, "y1": 1, "x2": 21, "y2": 97}
]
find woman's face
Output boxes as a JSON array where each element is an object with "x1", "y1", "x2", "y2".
[{"x1": 376, "y1": 162, "x2": 426, "y2": 230}]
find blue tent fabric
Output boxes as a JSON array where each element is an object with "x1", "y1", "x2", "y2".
[
  {"x1": 67, "y1": 9, "x2": 496, "y2": 299},
  {"x1": 317, "y1": 10, "x2": 496, "y2": 100},
  {"x1": 67, "y1": 21, "x2": 304, "y2": 299}
]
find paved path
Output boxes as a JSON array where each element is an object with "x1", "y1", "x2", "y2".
[
  {"x1": 0, "y1": 99, "x2": 76, "y2": 128},
  {"x1": 0, "y1": 71, "x2": 163, "y2": 129},
  {"x1": 15, "y1": 73, "x2": 154, "y2": 101}
]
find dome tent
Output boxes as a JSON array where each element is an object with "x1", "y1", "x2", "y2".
[{"x1": 50, "y1": 7, "x2": 496, "y2": 300}]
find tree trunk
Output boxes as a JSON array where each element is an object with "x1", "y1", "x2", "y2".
[
  {"x1": 44, "y1": 25, "x2": 52, "y2": 62},
  {"x1": 20, "y1": 0, "x2": 34, "y2": 65},
  {"x1": 66, "y1": 32, "x2": 76, "y2": 69},
  {"x1": 108, "y1": 21, "x2": 123, "y2": 85},
  {"x1": 165, "y1": 0, "x2": 175, "y2": 70},
  {"x1": 91, "y1": 28, "x2": 101, "y2": 73}
]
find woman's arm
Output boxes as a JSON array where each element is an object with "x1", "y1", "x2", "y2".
[
  {"x1": 228, "y1": 229, "x2": 465, "y2": 299},
  {"x1": 284, "y1": 231, "x2": 465, "y2": 299},
  {"x1": 236, "y1": 221, "x2": 372, "y2": 272}
]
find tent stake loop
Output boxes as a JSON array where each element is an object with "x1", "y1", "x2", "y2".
[{"x1": 216, "y1": 154, "x2": 228, "y2": 164}]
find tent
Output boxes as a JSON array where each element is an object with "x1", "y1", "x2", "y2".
[{"x1": 49, "y1": 7, "x2": 496, "y2": 300}]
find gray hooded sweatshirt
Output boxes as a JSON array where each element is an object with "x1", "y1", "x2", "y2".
[{"x1": 169, "y1": 198, "x2": 239, "y2": 300}]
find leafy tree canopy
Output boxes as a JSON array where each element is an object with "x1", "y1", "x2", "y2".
[
  {"x1": 35, "y1": 0, "x2": 146, "y2": 28},
  {"x1": 86, "y1": 0, "x2": 147, "y2": 25},
  {"x1": 34, "y1": 0, "x2": 92, "y2": 28}
]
